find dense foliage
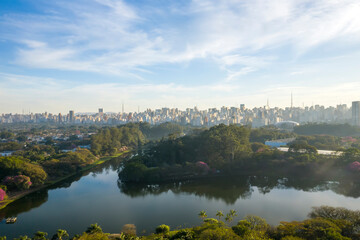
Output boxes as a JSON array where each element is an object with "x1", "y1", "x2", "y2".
[
  {"x1": 250, "y1": 127, "x2": 295, "y2": 143},
  {"x1": 294, "y1": 123, "x2": 360, "y2": 137},
  {"x1": 294, "y1": 135, "x2": 342, "y2": 150},
  {"x1": 2, "y1": 175, "x2": 32, "y2": 190},
  {"x1": 90, "y1": 125, "x2": 145, "y2": 156},
  {"x1": 119, "y1": 124, "x2": 356, "y2": 183},
  {"x1": 138, "y1": 122, "x2": 185, "y2": 140},
  {"x1": 42, "y1": 149, "x2": 97, "y2": 178},
  {"x1": 2, "y1": 206, "x2": 359, "y2": 240},
  {"x1": 0, "y1": 188, "x2": 6, "y2": 201},
  {"x1": 0, "y1": 156, "x2": 47, "y2": 186}
]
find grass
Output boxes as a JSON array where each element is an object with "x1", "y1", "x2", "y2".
[{"x1": 0, "y1": 150, "x2": 131, "y2": 210}]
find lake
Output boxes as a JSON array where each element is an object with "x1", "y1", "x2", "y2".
[{"x1": 1, "y1": 158, "x2": 360, "y2": 239}]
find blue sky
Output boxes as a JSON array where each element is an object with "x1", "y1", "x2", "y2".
[{"x1": 1, "y1": 0, "x2": 360, "y2": 113}]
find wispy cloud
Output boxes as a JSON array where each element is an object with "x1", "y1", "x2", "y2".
[
  {"x1": 1, "y1": 0, "x2": 360, "y2": 112},
  {"x1": 1, "y1": 0, "x2": 360, "y2": 80}
]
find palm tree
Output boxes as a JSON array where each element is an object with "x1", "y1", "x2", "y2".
[
  {"x1": 225, "y1": 209, "x2": 237, "y2": 224},
  {"x1": 15, "y1": 236, "x2": 31, "y2": 240},
  {"x1": 225, "y1": 213, "x2": 233, "y2": 223},
  {"x1": 51, "y1": 229, "x2": 69, "y2": 240},
  {"x1": 198, "y1": 210, "x2": 207, "y2": 221},
  {"x1": 216, "y1": 211, "x2": 224, "y2": 220},
  {"x1": 85, "y1": 223, "x2": 103, "y2": 234},
  {"x1": 229, "y1": 209, "x2": 237, "y2": 218},
  {"x1": 32, "y1": 231, "x2": 48, "y2": 240}
]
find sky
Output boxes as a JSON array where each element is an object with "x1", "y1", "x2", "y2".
[{"x1": 1, "y1": 0, "x2": 360, "y2": 114}]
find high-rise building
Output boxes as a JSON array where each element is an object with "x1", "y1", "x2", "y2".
[
  {"x1": 240, "y1": 104, "x2": 245, "y2": 111},
  {"x1": 99, "y1": 108, "x2": 103, "y2": 115},
  {"x1": 69, "y1": 110, "x2": 75, "y2": 123},
  {"x1": 352, "y1": 101, "x2": 360, "y2": 126}
]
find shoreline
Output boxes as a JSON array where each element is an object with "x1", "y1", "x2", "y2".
[
  {"x1": 0, "y1": 150, "x2": 131, "y2": 210},
  {"x1": 120, "y1": 167, "x2": 360, "y2": 185}
]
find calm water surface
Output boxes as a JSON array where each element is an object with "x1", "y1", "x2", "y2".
[{"x1": 1, "y1": 158, "x2": 360, "y2": 238}]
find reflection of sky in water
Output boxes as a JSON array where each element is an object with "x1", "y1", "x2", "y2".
[{"x1": 1, "y1": 166, "x2": 360, "y2": 239}]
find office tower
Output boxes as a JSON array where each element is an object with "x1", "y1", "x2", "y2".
[
  {"x1": 69, "y1": 110, "x2": 75, "y2": 123},
  {"x1": 352, "y1": 101, "x2": 360, "y2": 126},
  {"x1": 99, "y1": 108, "x2": 104, "y2": 116},
  {"x1": 58, "y1": 113, "x2": 62, "y2": 123},
  {"x1": 240, "y1": 104, "x2": 245, "y2": 111}
]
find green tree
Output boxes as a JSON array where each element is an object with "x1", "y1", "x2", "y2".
[
  {"x1": 32, "y1": 231, "x2": 48, "y2": 240},
  {"x1": 155, "y1": 224, "x2": 170, "y2": 234},
  {"x1": 198, "y1": 211, "x2": 207, "y2": 221},
  {"x1": 216, "y1": 211, "x2": 224, "y2": 220},
  {"x1": 51, "y1": 229, "x2": 69, "y2": 240},
  {"x1": 85, "y1": 223, "x2": 103, "y2": 234},
  {"x1": 14, "y1": 237, "x2": 31, "y2": 240}
]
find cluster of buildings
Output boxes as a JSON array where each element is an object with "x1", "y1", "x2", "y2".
[{"x1": 1, "y1": 102, "x2": 360, "y2": 127}]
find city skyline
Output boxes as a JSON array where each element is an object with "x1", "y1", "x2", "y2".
[
  {"x1": 1, "y1": 102, "x2": 356, "y2": 128},
  {"x1": 0, "y1": 100, "x2": 356, "y2": 115},
  {"x1": 1, "y1": 0, "x2": 360, "y2": 113}
]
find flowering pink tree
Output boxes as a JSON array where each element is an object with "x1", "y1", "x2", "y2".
[
  {"x1": 348, "y1": 161, "x2": 360, "y2": 172},
  {"x1": 0, "y1": 189, "x2": 6, "y2": 201},
  {"x1": 196, "y1": 161, "x2": 210, "y2": 173},
  {"x1": 2, "y1": 175, "x2": 32, "y2": 190}
]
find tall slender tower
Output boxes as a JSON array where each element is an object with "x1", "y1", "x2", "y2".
[
  {"x1": 291, "y1": 92, "x2": 293, "y2": 109},
  {"x1": 122, "y1": 101, "x2": 124, "y2": 114}
]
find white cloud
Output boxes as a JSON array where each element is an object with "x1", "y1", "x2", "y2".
[
  {"x1": 1, "y1": 0, "x2": 360, "y2": 112},
  {"x1": 1, "y1": 0, "x2": 360, "y2": 81}
]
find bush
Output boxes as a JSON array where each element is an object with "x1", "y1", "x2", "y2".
[
  {"x1": 0, "y1": 156, "x2": 47, "y2": 186},
  {"x1": 0, "y1": 188, "x2": 6, "y2": 201},
  {"x1": 348, "y1": 161, "x2": 360, "y2": 172},
  {"x1": 2, "y1": 175, "x2": 32, "y2": 191},
  {"x1": 171, "y1": 229, "x2": 195, "y2": 240},
  {"x1": 198, "y1": 227, "x2": 241, "y2": 240},
  {"x1": 155, "y1": 224, "x2": 170, "y2": 234},
  {"x1": 0, "y1": 185, "x2": 7, "y2": 191},
  {"x1": 232, "y1": 220, "x2": 251, "y2": 237},
  {"x1": 203, "y1": 218, "x2": 219, "y2": 224}
]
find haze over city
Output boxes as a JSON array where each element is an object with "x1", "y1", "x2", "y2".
[{"x1": 1, "y1": 0, "x2": 360, "y2": 113}]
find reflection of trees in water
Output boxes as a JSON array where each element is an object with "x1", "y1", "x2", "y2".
[
  {"x1": 0, "y1": 157, "x2": 125, "y2": 221},
  {"x1": 118, "y1": 175, "x2": 360, "y2": 204},
  {"x1": 118, "y1": 177, "x2": 254, "y2": 205},
  {"x1": 332, "y1": 180, "x2": 360, "y2": 198},
  {"x1": 0, "y1": 190, "x2": 48, "y2": 220}
]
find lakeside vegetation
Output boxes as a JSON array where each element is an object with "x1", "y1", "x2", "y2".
[
  {"x1": 0, "y1": 122, "x2": 193, "y2": 208},
  {"x1": 119, "y1": 124, "x2": 360, "y2": 183},
  {"x1": 3, "y1": 122, "x2": 359, "y2": 204},
  {"x1": 1, "y1": 122, "x2": 360, "y2": 219},
  {"x1": 1, "y1": 206, "x2": 359, "y2": 240}
]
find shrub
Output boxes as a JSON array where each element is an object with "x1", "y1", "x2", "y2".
[
  {"x1": 155, "y1": 224, "x2": 170, "y2": 234},
  {"x1": 199, "y1": 227, "x2": 241, "y2": 240},
  {"x1": 171, "y1": 229, "x2": 195, "y2": 240},
  {"x1": 203, "y1": 218, "x2": 219, "y2": 225},
  {"x1": 0, "y1": 188, "x2": 6, "y2": 201},
  {"x1": 2, "y1": 175, "x2": 32, "y2": 191},
  {"x1": 281, "y1": 237, "x2": 305, "y2": 240},
  {"x1": 244, "y1": 215, "x2": 269, "y2": 231},
  {"x1": 232, "y1": 220, "x2": 251, "y2": 237},
  {"x1": 348, "y1": 161, "x2": 360, "y2": 172}
]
